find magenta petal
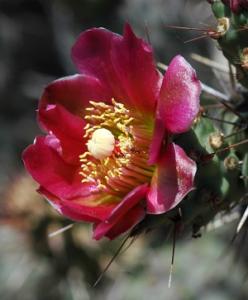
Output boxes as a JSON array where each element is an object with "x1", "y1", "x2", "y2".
[
  {"x1": 23, "y1": 136, "x2": 119, "y2": 222},
  {"x1": 59, "y1": 201, "x2": 115, "y2": 223},
  {"x1": 72, "y1": 24, "x2": 160, "y2": 115},
  {"x1": 148, "y1": 117, "x2": 166, "y2": 164},
  {"x1": 110, "y1": 24, "x2": 161, "y2": 115},
  {"x1": 39, "y1": 104, "x2": 85, "y2": 165},
  {"x1": 72, "y1": 27, "x2": 125, "y2": 100},
  {"x1": 102, "y1": 206, "x2": 145, "y2": 240},
  {"x1": 158, "y1": 55, "x2": 201, "y2": 134},
  {"x1": 39, "y1": 187, "x2": 116, "y2": 223},
  {"x1": 222, "y1": 0, "x2": 248, "y2": 13},
  {"x1": 147, "y1": 143, "x2": 196, "y2": 214},
  {"x1": 22, "y1": 135, "x2": 93, "y2": 200},
  {"x1": 93, "y1": 184, "x2": 148, "y2": 240},
  {"x1": 40, "y1": 74, "x2": 112, "y2": 116}
]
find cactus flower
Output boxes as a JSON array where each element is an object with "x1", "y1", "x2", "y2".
[
  {"x1": 221, "y1": 0, "x2": 248, "y2": 13},
  {"x1": 23, "y1": 25, "x2": 201, "y2": 240}
]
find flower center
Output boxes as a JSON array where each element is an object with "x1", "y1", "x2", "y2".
[{"x1": 79, "y1": 99, "x2": 154, "y2": 196}]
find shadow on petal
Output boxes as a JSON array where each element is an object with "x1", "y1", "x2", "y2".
[{"x1": 147, "y1": 143, "x2": 196, "y2": 214}]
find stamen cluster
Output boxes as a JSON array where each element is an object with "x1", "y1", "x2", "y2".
[{"x1": 79, "y1": 99, "x2": 154, "y2": 196}]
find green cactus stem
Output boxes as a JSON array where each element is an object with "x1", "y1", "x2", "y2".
[{"x1": 209, "y1": 0, "x2": 248, "y2": 89}]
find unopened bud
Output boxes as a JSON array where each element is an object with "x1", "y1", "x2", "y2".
[
  {"x1": 221, "y1": 0, "x2": 248, "y2": 14},
  {"x1": 216, "y1": 17, "x2": 230, "y2": 36},
  {"x1": 209, "y1": 132, "x2": 224, "y2": 149},
  {"x1": 241, "y1": 47, "x2": 248, "y2": 70},
  {"x1": 224, "y1": 155, "x2": 239, "y2": 170},
  {"x1": 209, "y1": 17, "x2": 230, "y2": 39}
]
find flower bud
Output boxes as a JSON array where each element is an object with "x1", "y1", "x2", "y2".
[
  {"x1": 221, "y1": 0, "x2": 248, "y2": 14},
  {"x1": 241, "y1": 47, "x2": 248, "y2": 70},
  {"x1": 209, "y1": 132, "x2": 224, "y2": 149},
  {"x1": 224, "y1": 155, "x2": 239, "y2": 170}
]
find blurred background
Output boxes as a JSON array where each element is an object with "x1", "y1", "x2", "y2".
[{"x1": 0, "y1": 0, "x2": 248, "y2": 299}]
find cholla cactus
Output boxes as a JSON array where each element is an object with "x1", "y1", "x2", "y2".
[
  {"x1": 208, "y1": 0, "x2": 248, "y2": 88},
  {"x1": 132, "y1": 1, "x2": 248, "y2": 238},
  {"x1": 132, "y1": 109, "x2": 247, "y2": 237}
]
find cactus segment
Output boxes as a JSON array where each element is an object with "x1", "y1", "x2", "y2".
[{"x1": 210, "y1": 0, "x2": 248, "y2": 88}]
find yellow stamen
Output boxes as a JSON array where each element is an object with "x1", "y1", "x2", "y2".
[{"x1": 79, "y1": 99, "x2": 154, "y2": 197}]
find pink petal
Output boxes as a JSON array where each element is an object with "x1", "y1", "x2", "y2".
[
  {"x1": 93, "y1": 184, "x2": 148, "y2": 240},
  {"x1": 40, "y1": 74, "x2": 112, "y2": 116},
  {"x1": 158, "y1": 55, "x2": 201, "y2": 134},
  {"x1": 38, "y1": 75, "x2": 113, "y2": 166},
  {"x1": 148, "y1": 117, "x2": 167, "y2": 164},
  {"x1": 72, "y1": 24, "x2": 161, "y2": 115},
  {"x1": 101, "y1": 206, "x2": 145, "y2": 240},
  {"x1": 39, "y1": 187, "x2": 116, "y2": 223},
  {"x1": 22, "y1": 135, "x2": 94, "y2": 200},
  {"x1": 147, "y1": 143, "x2": 196, "y2": 214},
  {"x1": 111, "y1": 24, "x2": 161, "y2": 115},
  {"x1": 23, "y1": 135, "x2": 119, "y2": 222},
  {"x1": 39, "y1": 104, "x2": 85, "y2": 165}
]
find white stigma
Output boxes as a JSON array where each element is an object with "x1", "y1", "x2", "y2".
[{"x1": 87, "y1": 128, "x2": 115, "y2": 160}]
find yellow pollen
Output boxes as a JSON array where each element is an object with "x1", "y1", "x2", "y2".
[
  {"x1": 87, "y1": 128, "x2": 115, "y2": 160},
  {"x1": 79, "y1": 99, "x2": 154, "y2": 197}
]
